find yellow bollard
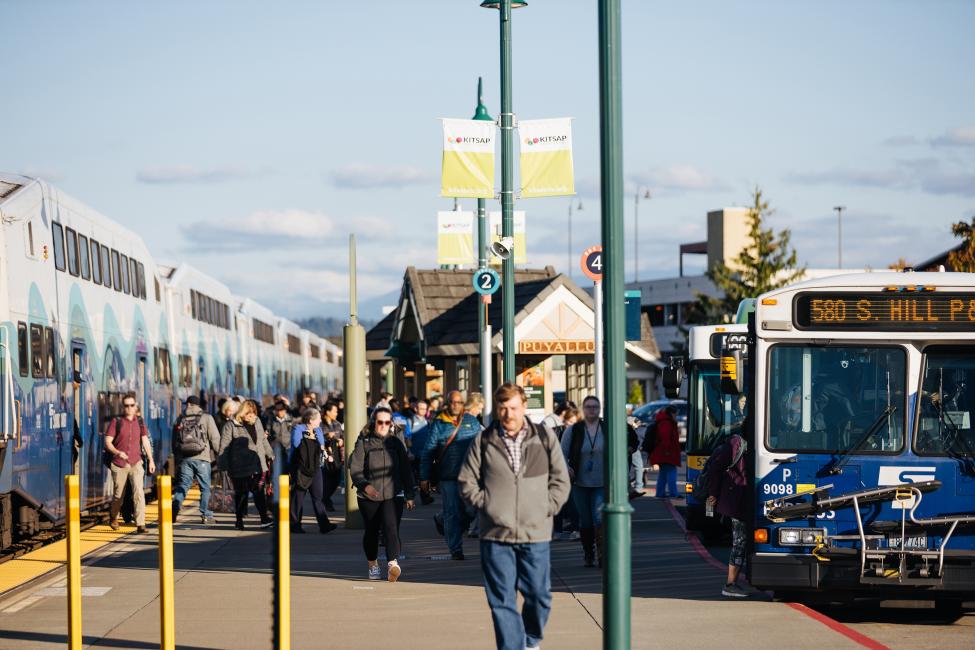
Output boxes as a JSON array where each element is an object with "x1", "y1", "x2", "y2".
[
  {"x1": 157, "y1": 475, "x2": 175, "y2": 650},
  {"x1": 66, "y1": 475, "x2": 81, "y2": 650},
  {"x1": 277, "y1": 474, "x2": 290, "y2": 650}
]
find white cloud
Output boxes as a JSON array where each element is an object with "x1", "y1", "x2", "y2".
[
  {"x1": 784, "y1": 167, "x2": 910, "y2": 189},
  {"x1": 882, "y1": 135, "x2": 919, "y2": 147},
  {"x1": 931, "y1": 126, "x2": 975, "y2": 148},
  {"x1": 137, "y1": 165, "x2": 271, "y2": 184},
  {"x1": 182, "y1": 209, "x2": 336, "y2": 251},
  {"x1": 330, "y1": 164, "x2": 435, "y2": 189},
  {"x1": 630, "y1": 164, "x2": 727, "y2": 193}
]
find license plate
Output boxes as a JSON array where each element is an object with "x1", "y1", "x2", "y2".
[{"x1": 887, "y1": 534, "x2": 927, "y2": 549}]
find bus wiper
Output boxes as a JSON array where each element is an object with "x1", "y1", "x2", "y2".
[
  {"x1": 821, "y1": 405, "x2": 897, "y2": 477},
  {"x1": 940, "y1": 409, "x2": 975, "y2": 475}
]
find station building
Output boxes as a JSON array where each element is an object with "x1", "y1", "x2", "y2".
[{"x1": 366, "y1": 266, "x2": 662, "y2": 418}]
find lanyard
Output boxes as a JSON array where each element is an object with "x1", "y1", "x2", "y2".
[{"x1": 585, "y1": 424, "x2": 600, "y2": 453}]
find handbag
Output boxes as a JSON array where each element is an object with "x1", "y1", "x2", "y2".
[{"x1": 429, "y1": 420, "x2": 462, "y2": 484}]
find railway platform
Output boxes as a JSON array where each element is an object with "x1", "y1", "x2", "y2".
[{"x1": 0, "y1": 489, "x2": 970, "y2": 649}]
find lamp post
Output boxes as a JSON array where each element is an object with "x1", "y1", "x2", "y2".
[
  {"x1": 833, "y1": 205, "x2": 845, "y2": 268},
  {"x1": 473, "y1": 77, "x2": 494, "y2": 418},
  {"x1": 481, "y1": 0, "x2": 525, "y2": 384},
  {"x1": 598, "y1": 1, "x2": 632, "y2": 648},
  {"x1": 633, "y1": 188, "x2": 650, "y2": 283},
  {"x1": 568, "y1": 199, "x2": 582, "y2": 280}
]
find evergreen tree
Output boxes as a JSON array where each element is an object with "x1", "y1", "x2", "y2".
[
  {"x1": 696, "y1": 188, "x2": 805, "y2": 324},
  {"x1": 947, "y1": 216, "x2": 975, "y2": 272}
]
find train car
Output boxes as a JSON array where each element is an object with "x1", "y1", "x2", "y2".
[
  {"x1": 737, "y1": 271, "x2": 975, "y2": 605},
  {"x1": 684, "y1": 323, "x2": 748, "y2": 532},
  {"x1": 236, "y1": 296, "x2": 283, "y2": 404},
  {"x1": 323, "y1": 338, "x2": 342, "y2": 396},
  {"x1": 0, "y1": 175, "x2": 174, "y2": 547},
  {"x1": 276, "y1": 318, "x2": 304, "y2": 401}
]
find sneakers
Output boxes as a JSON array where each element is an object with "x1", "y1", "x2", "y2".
[
  {"x1": 319, "y1": 521, "x2": 338, "y2": 534},
  {"x1": 201, "y1": 515, "x2": 214, "y2": 525},
  {"x1": 367, "y1": 564, "x2": 381, "y2": 580},
  {"x1": 235, "y1": 520, "x2": 245, "y2": 531},
  {"x1": 259, "y1": 518, "x2": 274, "y2": 529},
  {"x1": 387, "y1": 561, "x2": 402, "y2": 583},
  {"x1": 721, "y1": 583, "x2": 748, "y2": 598}
]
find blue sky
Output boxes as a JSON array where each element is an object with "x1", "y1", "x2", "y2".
[{"x1": 3, "y1": 1, "x2": 973, "y2": 319}]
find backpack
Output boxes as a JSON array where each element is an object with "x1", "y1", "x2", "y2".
[
  {"x1": 691, "y1": 434, "x2": 746, "y2": 503},
  {"x1": 175, "y1": 414, "x2": 208, "y2": 456},
  {"x1": 103, "y1": 416, "x2": 149, "y2": 467},
  {"x1": 640, "y1": 420, "x2": 658, "y2": 455}
]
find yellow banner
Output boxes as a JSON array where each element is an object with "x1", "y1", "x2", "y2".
[
  {"x1": 519, "y1": 118, "x2": 575, "y2": 198},
  {"x1": 441, "y1": 119, "x2": 495, "y2": 198},
  {"x1": 437, "y1": 211, "x2": 474, "y2": 265}
]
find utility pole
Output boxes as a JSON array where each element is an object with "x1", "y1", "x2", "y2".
[
  {"x1": 598, "y1": 1, "x2": 632, "y2": 647},
  {"x1": 634, "y1": 188, "x2": 649, "y2": 283},
  {"x1": 343, "y1": 235, "x2": 366, "y2": 529},
  {"x1": 473, "y1": 77, "x2": 494, "y2": 417},
  {"x1": 833, "y1": 205, "x2": 845, "y2": 268}
]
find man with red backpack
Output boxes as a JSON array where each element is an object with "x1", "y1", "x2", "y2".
[
  {"x1": 105, "y1": 394, "x2": 156, "y2": 532},
  {"x1": 172, "y1": 395, "x2": 221, "y2": 524}
]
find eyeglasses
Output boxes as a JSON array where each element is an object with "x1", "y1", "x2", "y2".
[
  {"x1": 375, "y1": 420, "x2": 392, "y2": 426},
  {"x1": 124, "y1": 403, "x2": 137, "y2": 408},
  {"x1": 450, "y1": 400, "x2": 465, "y2": 405}
]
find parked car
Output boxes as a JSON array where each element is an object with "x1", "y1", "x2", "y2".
[{"x1": 629, "y1": 399, "x2": 688, "y2": 446}]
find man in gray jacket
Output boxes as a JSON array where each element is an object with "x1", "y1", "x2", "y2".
[
  {"x1": 172, "y1": 396, "x2": 221, "y2": 524},
  {"x1": 458, "y1": 383, "x2": 570, "y2": 650}
]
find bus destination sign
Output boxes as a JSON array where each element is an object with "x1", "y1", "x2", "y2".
[{"x1": 795, "y1": 292, "x2": 975, "y2": 331}]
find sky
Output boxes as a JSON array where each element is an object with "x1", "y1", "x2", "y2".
[{"x1": 3, "y1": 0, "x2": 973, "y2": 320}]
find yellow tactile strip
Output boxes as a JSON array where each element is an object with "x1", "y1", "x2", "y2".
[{"x1": 0, "y1": 488, "x2": 199, "y2": 596}]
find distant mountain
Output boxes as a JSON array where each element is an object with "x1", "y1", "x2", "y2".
[{"x1": 295, "y1": 316, "x2": 379, "y2": 338}]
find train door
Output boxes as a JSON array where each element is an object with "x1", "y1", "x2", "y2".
[{"x1": 71, "y1": 345, "x2": 86, "y2": 477}]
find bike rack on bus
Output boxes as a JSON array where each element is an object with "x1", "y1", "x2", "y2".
[{"x1": 764, "y1": 480, "x2": 975, "y2": 584}]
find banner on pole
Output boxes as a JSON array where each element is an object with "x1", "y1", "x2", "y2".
[
  {"x1": 519, "y1": 118, "x2": 575, "y2": 198},
  {"x1": 437, "y1": 211, "x2": 475, "y2": 265},
  {"x1": 489, "y1": 211, "x2": 527, "y2": 265},
  {"x1": 441, "y1": 119, "x2": 495, "y2": 198}
]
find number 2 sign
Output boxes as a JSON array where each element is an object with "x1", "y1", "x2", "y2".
[{"x1": 473, "y1": 268, "x2": 501, "y2": 296}]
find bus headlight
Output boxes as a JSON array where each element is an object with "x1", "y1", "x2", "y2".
[{"x1": 777, "y1": 527, "x2": 826, "y2": 546}]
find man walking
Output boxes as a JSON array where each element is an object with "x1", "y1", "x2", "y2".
[
  {"x1": 266, "y1": 400, "x2": 294, "y2": 456},
  {"x1": 458, "y1": 383, "x2": 570, "y2": 650},
  {"x1": 105, "y1": 394, "x2": 156, "y2": 533},
  {"x1": 172, "y1": 396, "x2": 221, "y2": 524},
  {"x1": 419, "y1": 390, "x2": 482, "y2": 560}
]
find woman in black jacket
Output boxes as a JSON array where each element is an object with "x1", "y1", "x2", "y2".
[
  {"x1": 218, "y1": 400, "x2": 274, "y2": 530},
  {"x1": 348, "y1": 406, "x2": 415, "y2": 582}
]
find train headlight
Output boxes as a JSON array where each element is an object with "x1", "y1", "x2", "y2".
[{"x1": 777, "y1": 527, "x2": 826, "y2": 546}]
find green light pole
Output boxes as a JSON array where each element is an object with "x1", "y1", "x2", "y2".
[
  {"x1": 598, "y1": 1, "x2": 632, "y2": 648},
  {"x1": 473, "y1": 77, "x2": 495, "y2": 416},
  {"x1": 481, "y1": 0, "x2": 525, "y2": 384}
]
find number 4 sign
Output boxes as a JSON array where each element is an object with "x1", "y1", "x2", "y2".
[
  {"x1": 473, "y1": 268, "x2": 501, "y2": 296},
  {"x1": 581, "y1": 245, "x2": 603, "y2": 282}
]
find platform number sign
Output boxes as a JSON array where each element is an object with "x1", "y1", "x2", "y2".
[
  {"x1": 473, "y1": 268, "x2": 501, "y2": 296},
  {"x1": 581, "y1": 245, "x2": 604, "y2": 282}
]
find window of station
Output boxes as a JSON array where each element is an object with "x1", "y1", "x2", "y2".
[
  {"x1": 78, "y1": 234, "x2": 91, "y2": 281},
  {"x1": 90, "y1": 240, "x2": 101, "y2": 284},
  {"x1": 120, "y1": 254, "x2": 130, "y2": 294},
  {"x1": 30, "y1": 324, "x2": 43, "y2": 378},
  {"x1": 52, "y1": 222, "x2": 66, "y2": 271},
  {"x1": 100, "y1": 244, "x2": 111, "y2": 288},
  {"x1": 111, "y1": 250, "x2": 122, "y2": 292},
  {"x1": 65, "y1": 227, "x2": 79, "y2": 276},
  {"x1": 17, "y1": 322, "x2": 28, "y2": 377},
  {"x1": 287, "y1": 335, "x2": 301, "y2": 355}
]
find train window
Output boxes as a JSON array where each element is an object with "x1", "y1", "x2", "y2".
[
  {"x1": 128, "y1": 258, "x2": 138, "y2": 298},
  {"x1": 136, "y1": 262, "x2": 146, "y2": 299},
  {"x1": 52, "y1": 222, "x2": 66, "y2": 271},
  {"x1": 111, "y1": 250, "x2": 122, "y2": 292},
  {"x1": 26, "y1": 221, "x2": 35, "y2": 257},
  {"x1": 89, "y1": 239, "x2": 101, "y2": 284},
  {"x1": 44, "y1": 326, "x2": 57, "y2": 378},
  {"x1": 247, "y1": 366, "x2": 254, "y2": 390},
  {"x1": 17, "y1": 322, "x2": 28, "y2": 377},
  {"x1": 164, "y1": 350, "x2": 172, "y2": 385},
  {"x1": 154, "y1": 275, "x2": 160, "y2": 302},
  {"x1": 78, "y1": 234, "x2": 91, "y2": 281},
  {"x1": 120, "y1": 254, "x2": 130, "y2": 294},
  {"x1": 100, "y1": 244, "x2": 111, "y2": 288},
  {"x1": 234, "y1": 364, "x2": 243, "y2": 391},
  {"x1": 65, "y1": 227, "x2": 79, "y2": 276},
  {"x1": 153, "y1": 347, "x2": 159, "y2": 383},
  {"x1": 30, "y1": 324, "x2": 43, "y2": 378}
]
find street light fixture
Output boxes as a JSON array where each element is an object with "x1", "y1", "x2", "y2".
[
  {"x1": 833, "y1": 205, "x2": 846, "y2": 268},
  {"x1": 634, "y1": 187, "x2": 650, "y2": 283},
  {"x1": 481, "y1": 0, "x2": 526, "y2": 384},
  {"x1": 568, "y1": 199, "x2": 582, "y2": 280}
]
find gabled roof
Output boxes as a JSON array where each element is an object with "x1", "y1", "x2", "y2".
[{"x1": 365, "y1": 310, "x2": 396, "y2": 358}]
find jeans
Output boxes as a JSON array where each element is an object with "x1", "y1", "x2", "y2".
[
  {"x1": 480, "y1": 540, "x2": 552, "y2": 650},
  {"x1": 440, "y1": 480, "x2": 473, "y2": 554},
  {"x1": 631, "y1": 451, "x2": 646, "y2": 490},
  {"x1": 571, "y1": 485, "x2": 605, "y2": 529},
  {"x1": 173, "y1": 459, "x2": 212, "y2": 518},
  {"x1": 655, "y1": 463, "x2": 678, "y2": 498}
]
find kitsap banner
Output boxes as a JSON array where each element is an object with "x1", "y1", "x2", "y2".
[
  {"x1": 437, "y1": 211, "x2": 475, "y2": 265},
  {"x1": 489, "y1": 211, "x2": 527, "y2": 265},
  {"x1": 519, "y1": 118, "x2": 575, "y2": 198},
  {"x1": 441, "y1": 119, "x2": 495, "y2": 198}
]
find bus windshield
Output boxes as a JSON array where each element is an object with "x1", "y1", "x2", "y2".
[
  {"x1": 767, "y1": 345, "x2": 906, "y2": 453},
  {"x1": 688, "y1": 363, "x2": 746, "y2": 454},
  {"x1": 916, "y1": 347, "x2": 975, "y2": 457}
]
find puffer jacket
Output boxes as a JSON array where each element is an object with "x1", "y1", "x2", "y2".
[
  {"x1": 458, "y1": 419, "x2": 571, "y2": 544},
  {"x1": 348, "y1": 431, "x2": 415, "y2": 502},
  {"x1": 218, "y1": 418, "x2": 274, "y2": 478}
]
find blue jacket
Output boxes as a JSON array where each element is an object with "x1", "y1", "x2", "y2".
[
  {"x1": 290, "y1": 424, "x2": 324, "y2": 465},
  {"x1": 419, "y1": 413, "x2": 482, "y2": 481}
]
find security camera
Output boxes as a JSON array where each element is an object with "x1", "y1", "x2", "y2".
[{"x1": 491, "y1": 236, "x2": 514, "y2": 260}]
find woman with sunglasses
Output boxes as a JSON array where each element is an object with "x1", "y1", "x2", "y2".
[{"x1": 348, "y1": 406, "x2": 415, "y2": 581}]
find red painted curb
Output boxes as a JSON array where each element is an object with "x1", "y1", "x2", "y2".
[{"x1": 660, "y1": 498, "x2": 889, "y2": 650}]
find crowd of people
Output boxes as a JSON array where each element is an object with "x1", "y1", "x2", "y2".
[{"x1": 103, "y1": 384, "x2": 747, "y2": 650}]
